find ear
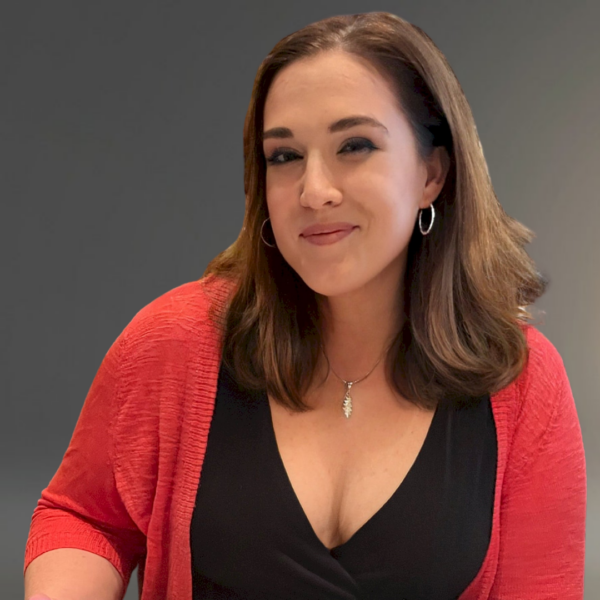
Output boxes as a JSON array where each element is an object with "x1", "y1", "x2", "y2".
[{"x1": 422, "y1": 146, "x2": 450, "y2": 208}]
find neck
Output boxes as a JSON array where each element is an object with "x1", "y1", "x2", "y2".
[{"x1": 316, "y1": 279, "x2": 405, "y2": 384}]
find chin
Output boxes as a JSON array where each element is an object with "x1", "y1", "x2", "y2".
[
  {"x1": 280, "y1": 248, "x2": 370, "y2": 297},
  {"x1": 295, "y1": 271, "x2": 364, "y2": 299}
]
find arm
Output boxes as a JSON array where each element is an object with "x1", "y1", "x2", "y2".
[
  {"x1": 23, "y1": 331, "x2": 147, "y2": 597},
  {"x1": 24, "y1": 549, "x2": 123, "y2": 600},
  {"x1": 489, "y1": 337, "x2": 587, "y2": 598}
]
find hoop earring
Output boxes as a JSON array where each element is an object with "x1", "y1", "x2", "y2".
[
  {"x1": 419, "y1": 203, "x2": 435, "y2": 236},
  {"x1": 260, "y1": 217, "x2": 276, "y2": 248}
]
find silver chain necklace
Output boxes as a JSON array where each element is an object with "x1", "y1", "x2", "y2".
[{"x1": 320, "y1": 342, "x2": 391, "y2": 418}]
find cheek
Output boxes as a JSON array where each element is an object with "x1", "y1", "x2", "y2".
[
  {"x1": 363, "y1": 177, "x2": 419, "y2": 231},
  {"x1": 375, "y1": 205, "x2": 417, "y2": 247},
  {"x1": 264, "y1": 189, "x2": 296, "y2": 249},
  {"x1": 265, "y1": 177, "x2": 291, "y2": 214}
]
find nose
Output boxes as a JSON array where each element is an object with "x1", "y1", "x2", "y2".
[{"x1": 299, "y1": 154, "x2": 342, "y2": 209}]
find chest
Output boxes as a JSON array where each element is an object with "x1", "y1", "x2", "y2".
[{"x1": 268, "y1": 385, "x2": 437, "y2": 550}]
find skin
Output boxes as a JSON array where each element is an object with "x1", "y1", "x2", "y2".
[
  {"x1": 263, "y1": 49, "x2": 449, "y2": 386},
  {"x1": 261, "y1": 50, "x2": 451, "y2": 550}
]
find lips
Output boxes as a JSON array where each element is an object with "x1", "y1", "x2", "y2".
[{"x1": 300, "y1": 222, "x2": 357, "y2": 237}]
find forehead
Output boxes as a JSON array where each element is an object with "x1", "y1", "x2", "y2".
[{"x1": 263, "y1": 51, "x2": 399, "y2": 126}]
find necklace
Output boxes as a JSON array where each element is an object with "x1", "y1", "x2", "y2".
[{"x1": 320, "y1": 342, "x2": 392, "y2": 418}]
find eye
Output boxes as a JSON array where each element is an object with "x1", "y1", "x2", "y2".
[
  {"x1": 339, "y1": 137, "x2": 377, "y2": 155},
  {"x1": 266, "y1": 148, "x2": 300, "y2": 166},
  {"x1": 265, "y1": 137, "x2": 377, "y2": 166}
]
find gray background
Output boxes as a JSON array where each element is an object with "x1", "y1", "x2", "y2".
[{"x1": 3, "y1": 1, "x2": 598, "y2": 598}]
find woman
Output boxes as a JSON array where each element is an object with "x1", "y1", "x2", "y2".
[{"x1": 24, "y1": 11, "x2": 586, "y2": 600}]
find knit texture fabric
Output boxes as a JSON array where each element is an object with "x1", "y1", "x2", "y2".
[{"x1": 24, "y1": 274, "x2": 587, "y2": 599}]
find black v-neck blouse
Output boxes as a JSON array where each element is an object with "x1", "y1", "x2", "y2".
[{"x1": 190, "y1": 360, "x2": 497, "y2": 600}]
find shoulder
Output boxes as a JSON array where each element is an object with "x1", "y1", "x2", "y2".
[
  {"x1": 503, "y1": 323, "x2": 573, "y2": 459},
  {"x1": 116, "y1": 274, "x2": 236, "y2": 354},
  {"x1": 521, "y1": 323, "x2": 565, "y2": 374},
  {"x1": 518, "y1": 324, "x2": 569, "y2": 422},
  {"x1": 101, "y1": 274, "x2": 237, "y2": 403}
]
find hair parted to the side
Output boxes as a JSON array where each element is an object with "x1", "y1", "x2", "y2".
[{"x1": 201, "y1": 11, "x2": 549, "y2": 412}]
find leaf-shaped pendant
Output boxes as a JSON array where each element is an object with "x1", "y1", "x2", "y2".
[
  {"x1": 342, "y1": 382, "x2": 353, "y2": 418},
  {"x1": 342, "y1": 393, "x2": 353, "y2": 418}
]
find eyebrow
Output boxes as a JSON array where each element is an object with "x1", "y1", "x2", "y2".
[{"x1": 262, "y1": 115, "x2": 389, "y2": 140}]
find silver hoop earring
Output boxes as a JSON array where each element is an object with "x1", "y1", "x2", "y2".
[
  {"x1": 419, "y1": 203, "x2": 435, "y2": 236},
  {"x1": 260, "y1": 217, "x2": 276, "y2": 248}
]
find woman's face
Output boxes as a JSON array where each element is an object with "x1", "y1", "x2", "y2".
[{"x1": 262, "y1": 50, "x2": 448, "y2": 300}]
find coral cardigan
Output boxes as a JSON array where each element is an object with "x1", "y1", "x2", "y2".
[{"x1": 24, "y1": 275, "x2": 587, "y2": 599}]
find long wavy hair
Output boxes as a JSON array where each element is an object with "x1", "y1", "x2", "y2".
[{"x1": 202, "y1": 11, "x2": 549, "y2": 412}]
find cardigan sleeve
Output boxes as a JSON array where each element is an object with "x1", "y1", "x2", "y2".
[
  {"x1": 23, "y1": 328, "x2": 147, "y2": 590},
  {"x1": 489, "y1": 331, "x2": 587, "y2": 599}
]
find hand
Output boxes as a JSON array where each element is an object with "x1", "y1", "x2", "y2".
[{"x1": 28, "y1": 595, "x2": 53, "y2": 600}]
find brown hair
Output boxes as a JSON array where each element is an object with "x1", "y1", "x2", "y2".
[{"x1": 202, "y1": 11, "x2": 548, "y2": 411}]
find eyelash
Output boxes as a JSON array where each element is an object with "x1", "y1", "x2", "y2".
[{"x1": 265, "y1": 138, "x2": 377, "y2": 166}]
